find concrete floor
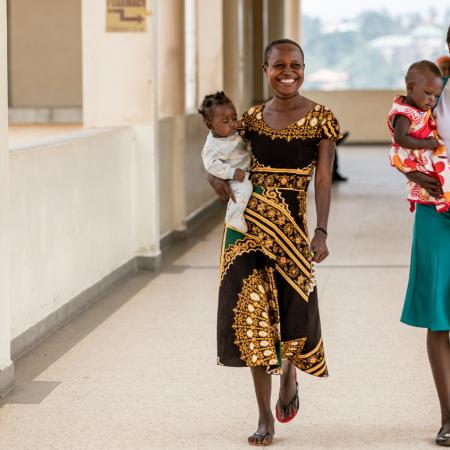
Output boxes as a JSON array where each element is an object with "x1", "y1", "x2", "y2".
[{"x1": 0, "y1": 147, "x2": 441, "y2": 449}]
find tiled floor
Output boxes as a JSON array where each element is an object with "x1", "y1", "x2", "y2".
[{"x1": 0, "y1": 147, "x2": 440, "y2": 449}]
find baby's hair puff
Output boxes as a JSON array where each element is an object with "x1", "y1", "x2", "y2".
[{"x1": 198, "y1": 91, "x2": 233, "y2": 121}]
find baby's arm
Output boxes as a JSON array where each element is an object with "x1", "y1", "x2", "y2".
[
  {"x1": 393, "y1": 115, "x2": 440, "y2": 150},
  {"x1": 202, "y1": 145, "x2": 237, "y2": 180}
]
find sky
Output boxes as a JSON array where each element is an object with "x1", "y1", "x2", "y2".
[{"x1": 302, "y1": 0, "x2": 449, "y2": 23}]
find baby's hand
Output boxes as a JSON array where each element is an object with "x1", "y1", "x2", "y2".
[
  {"x1": 423, "y1": 137, "x2": 440, "y2": 150},
  {"x1": 233, "y1": 168, "x2": 246, "y2": 182}
]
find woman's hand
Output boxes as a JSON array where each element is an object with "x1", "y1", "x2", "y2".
[
  {"x1": 310, "y1": 231, "x2": 329, "y2": 263},
  {"x1": 207, "y1": 173, "x2": 236, "y2": 202},
  {"x1": 405, "y1": 171, "x2": 443, "y2": 198}
]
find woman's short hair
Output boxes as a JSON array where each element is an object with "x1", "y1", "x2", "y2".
[
  {"x1": 263, "y1": 39, "x2": 304, "y2": 65},
  {"x1": 447, "y1": 25, "x2": 450, "y2": 45},
  {"x1": 198, "y1": 91, "x2": 232, "y2": 121}
]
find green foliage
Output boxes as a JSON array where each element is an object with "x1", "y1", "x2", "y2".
[
  {"x1": 302, "y1": 10, "x2": 448, "y2": 90},
  {"x1": 356, "y1": 10, "x2": 399, "y2": 40}
]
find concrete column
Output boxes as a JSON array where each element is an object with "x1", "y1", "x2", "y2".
[
  {"x1": 252, "y1": 0, "x2": 300, "y2": 103},
  {"x1": 158, "y1": 0, "x2": 184, "y2": 118},
  {"x1": 197, "y1": 0, "x2": 223, "y2": 101},
  {"x1": 283, "y1": 0, "x2": 301, "y2": 44},
  {"x1": 268, "y1": 1, "x2": 302, "y2": 44},
  {"x1": 157, "y1": 0, "x2": 186, "y2": 231},
  {"x1": 253, "y1": 0, "x2": 275, "y2": 102},
  {"x1": 184, "y1": 0, "x2": 197, "y2": 112},
  {"x1": 223, "y1": 0, "x2": 252, "y2": 115},
  {"x1": 267, "y1": 0, "x2": 284, "y2": 42},
  {"x1": 82, "y1": 0, "x2": 160, "y2": 264},
  {"x1": 0, "y1": 0, "x2": 14, "y2": 396},
  {"x1": 223, "y1": 1, "x2": 240, "y2": 112},
  {"x1": 252, "y1": 0, "x2": 265, "y2": 103},
  {"x1": 242, "y1": 0, "x2": 254, "y2": 108}
]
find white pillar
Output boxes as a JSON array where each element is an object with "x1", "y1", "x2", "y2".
[
  {"x1": 254, "y1": 0, "x2": 298, "y2": 101},
  {"x1": 283, "y1": 0, "x2": 301, "y2": 44},
  {"x1": 158, "y1": 0, "x2": 186, "y2": 232},
  {"x1": 223, "y1": 0, "x2": 252, "y2": 115},
  {"x1": 252, "y1": 0, "x2": 265, "y2": 102},
  {"x1": 223, "y1": 1, "x2": 240, "y2": 113},
  {"x1": 82, "y1": 0, "x2": 160, "y2": 264},
  {"x1": 0, "y1": 0, "x2": 14, "y2": 396},
  {"x1": 184, "y1": 0, "x2": 198, "y2": 112},
  {"x1": 158, "y1": 0, "x2": 184, "y2": 118},
  {"x1": 267, "y1": 0, "x2": 284, "y2": 42},
  {"x1": 197, "y1": 0, "x2": 223, "y2": 101}
]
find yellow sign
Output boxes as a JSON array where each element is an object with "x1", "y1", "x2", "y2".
[{"x1": 106, "y1": 0, "x2": 151, "y2": 32}]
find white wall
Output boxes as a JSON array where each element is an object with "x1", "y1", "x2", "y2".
[
  {"x1": 9, "y1": 119, "x2": 217, "y2": 339},
  {"x1": 9, "y1": 129, "x2": 135, "y2": 338},
  {"x1": 197, "y1": 0, "x2": 224, "y2": 104},
  {"x1": 82, "y1": 0, "x2": 154, "y2": 127},
  {"x1": 8, "y1": 0, "x2": 82, "y2": 108},
  {"x1": 0, "y1": 0, "x2": 13, "y2": 391},
  {"x1": 303, "y1": 90, "x2": 397, "y2": 143},
  {"x1": 184, "y1": 114, "x2": 214, "y2": 217}
]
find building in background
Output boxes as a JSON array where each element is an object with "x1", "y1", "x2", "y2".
[
  {"x1": 1, "y1": 0, "x2": 447, "y2": 395},
  {"x1": 302, "y1": 3, "x2": 449, "y2": 90}
]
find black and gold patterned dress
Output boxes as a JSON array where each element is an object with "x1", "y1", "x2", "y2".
[{"x1": 217, "y1": 103, "x2": 341, "y2": 376}]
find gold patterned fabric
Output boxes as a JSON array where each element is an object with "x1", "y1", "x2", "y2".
[
  {"x1": 241, "y1": 103, "x2": 342, "y2": 142},
  {"x1": 217, "y1": 103, "x2": 339, "y2": 376}
]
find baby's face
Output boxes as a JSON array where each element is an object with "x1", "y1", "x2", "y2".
[
  {"x1": 408, "y1": 71, "x2": 443, "y2": 111},
  {"x1": 208, "y1": 104, "x2": 238, "y2": 138}
]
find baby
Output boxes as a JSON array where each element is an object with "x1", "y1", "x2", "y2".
[
  {"x1": 199, "y1": 91, "x2": 253, "y2": 233},
  {"x1": 388, "y1": 60, "x2": 450, "y2": 212}
]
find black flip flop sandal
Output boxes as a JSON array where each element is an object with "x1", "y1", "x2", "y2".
[{"x1": 436, "y1": 428, "x2": 450, "y2": 446}]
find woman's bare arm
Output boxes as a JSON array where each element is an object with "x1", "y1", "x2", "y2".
[{"x1": 311, "y1": 139, "x2": 334, "y2": 263}]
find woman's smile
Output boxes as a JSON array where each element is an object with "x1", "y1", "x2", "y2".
[{"x1": 278, "y1": 78, "x2": 297, "y2": 85}]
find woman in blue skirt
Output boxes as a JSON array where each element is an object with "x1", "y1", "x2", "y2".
[{"x1": 398, "y1": 27, "x2": 450, "y2": 446}]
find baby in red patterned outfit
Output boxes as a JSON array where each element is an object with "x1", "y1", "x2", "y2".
[{"x1": 387, "y1": 60, "x2": 450, "y2": 212}]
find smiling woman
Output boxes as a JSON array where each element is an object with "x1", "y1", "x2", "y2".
[
  {"x1": 208, "y1": 39, "x2": 341, "y2": 447},
  {"x1": 263, "y1": 39, "x2": 305, "y2": 96}
]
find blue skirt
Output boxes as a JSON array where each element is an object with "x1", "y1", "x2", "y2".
[{"x1": 401, "y1": 204, "x2": 450, "y2": 331}]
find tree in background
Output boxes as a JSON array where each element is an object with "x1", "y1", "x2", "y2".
[{"x1": 302, "y1": 9, "x2": 448, "y2": 90}]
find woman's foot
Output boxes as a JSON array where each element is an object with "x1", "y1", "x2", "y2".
[
  {"x1": 276, "y1": 365, "x2": 299, "y2": 422},
  {"x1": 248, "y1": 419, "x2": 275, "y2": 446},
  {"x1": 436, "y1": 420, "x2": 450, "y2": 446},
  {"x1": 441, "y1": 420, "x2": 450, "y2": 435}
]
